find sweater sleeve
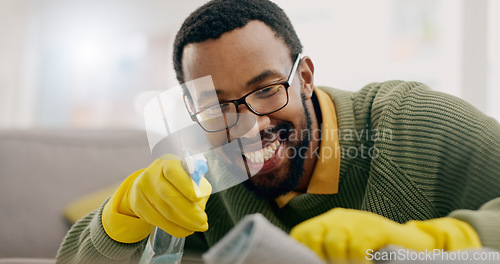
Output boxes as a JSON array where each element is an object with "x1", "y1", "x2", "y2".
[
  {"x1": 367, "y1": 81, "x2": 500, "y2": 249},
  {"x1": 56, "y1": 199, "x2": 147, "y2": 264}
]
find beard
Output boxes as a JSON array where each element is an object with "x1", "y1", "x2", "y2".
[{"x1": 243, "y1": 94, "x2": 313, "y2": 200}]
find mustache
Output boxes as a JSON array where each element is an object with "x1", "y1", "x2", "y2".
[{"x1": 237, "y1": 122, "x2": 293, "y2": 147}]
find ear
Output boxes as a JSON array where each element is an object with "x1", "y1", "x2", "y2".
[{"x1": 299, "y1": 56, "x2": 315, "y2": 100}]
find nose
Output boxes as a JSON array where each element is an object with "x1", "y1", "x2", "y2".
[{"x1": 228, "y1": 104, "x2": 270, "y2": 140}]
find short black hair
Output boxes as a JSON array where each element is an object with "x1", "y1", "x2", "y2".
[{"x1": 173, "y1": 0, "x2": 303, "y2": 84}]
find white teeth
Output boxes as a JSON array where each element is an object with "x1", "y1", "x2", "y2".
[
  {"x1": 256, "y1": 151, "x2": 262, "y2": 161},
  {"x1": 263, "y1": 148, "x2": 270, "y2": 158},
  {"x1": 243, "y1": 139, "x2": 281, "y2": 163},
  {"x1": 272, "y1": 140, "x2": 279, "y2": 150}
]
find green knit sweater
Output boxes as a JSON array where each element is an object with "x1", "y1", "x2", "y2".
[{"x1": 56, "y1": 81, "x2": 500, "y2": 263}]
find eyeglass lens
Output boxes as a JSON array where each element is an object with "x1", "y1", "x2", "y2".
[{"x1": 197, "y1": 84, "x2": 288, "y2": 131}]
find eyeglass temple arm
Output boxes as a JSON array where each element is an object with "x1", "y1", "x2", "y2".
[{"x1": 288, "y1": 53, "x2": 301, "y2": 86}]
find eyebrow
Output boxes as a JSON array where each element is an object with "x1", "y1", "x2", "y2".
[
  {"x1": 197, "y1": 90, "x2": 220, "y2": 103},
  {"x1": 246, "y1": 69, "x2": 281, "y2": 87},
  {"x1": 196, "y1": 69, "x2": 283, "y2": 103}
]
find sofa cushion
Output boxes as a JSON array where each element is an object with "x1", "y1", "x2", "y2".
[
  {"x1": 63, "y1": 183, "x2": 120, "y2": 224},
  {"x1": 0, "y1": 130, "x2": 151, "y2": 258}
]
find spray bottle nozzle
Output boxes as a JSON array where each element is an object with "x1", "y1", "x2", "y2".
[{"x1": 182, "y1": 151, "x2": 208, "y2": 186}]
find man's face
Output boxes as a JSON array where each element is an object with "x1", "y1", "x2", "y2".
[{"x1": 182, "y1": 21, "x2": 317, "y2": 199}]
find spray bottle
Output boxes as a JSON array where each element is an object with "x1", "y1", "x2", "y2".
[{"x1": 139, "y1": 151, "x2": 208, "y2": 264}]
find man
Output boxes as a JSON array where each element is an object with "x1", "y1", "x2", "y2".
[{"x1": 57, "y1": 0, "x2": 500, "y2": 263}]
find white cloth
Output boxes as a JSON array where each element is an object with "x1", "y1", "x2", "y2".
[{"x1": 202, "y1": 213, "x2": 325, "y2": 264}]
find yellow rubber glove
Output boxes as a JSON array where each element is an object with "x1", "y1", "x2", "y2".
[
  {"x1": 102, "y1": 154, "x2": 212, "y2": 243},
  {"x1": 290, "y1": 208, "x2": 481, "y2": 263}
]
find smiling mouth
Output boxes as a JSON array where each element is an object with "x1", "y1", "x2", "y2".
[
  {"x1": 234, "y1": 123, "x2": 292, "y2": 175},
  {"x1": 242, "y1": 138, "x2": 281, "y2": 163}
]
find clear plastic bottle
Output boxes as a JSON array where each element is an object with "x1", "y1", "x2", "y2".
[
  {"x1": 139, "y1": 151, "x2": 207, "y2": 264},
  {"x1": 139, "y1": 227, "x2": 185, "y2": 264}
]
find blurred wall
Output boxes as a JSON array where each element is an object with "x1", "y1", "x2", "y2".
[
  {"x1": 0, "y1": 0, "x2": 498, "y2": 129},
  {"x1": 0, "y1": 0, "x2": 39, "y2": 128}
]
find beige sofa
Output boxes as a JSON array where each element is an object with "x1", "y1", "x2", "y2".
[{"x1": 0, "y1": 129, "x2": 152, "y2": 262}]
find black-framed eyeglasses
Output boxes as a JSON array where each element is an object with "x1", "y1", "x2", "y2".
[{"x1": 185, "y1": 53, "x2": 302, "y2": 132}]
